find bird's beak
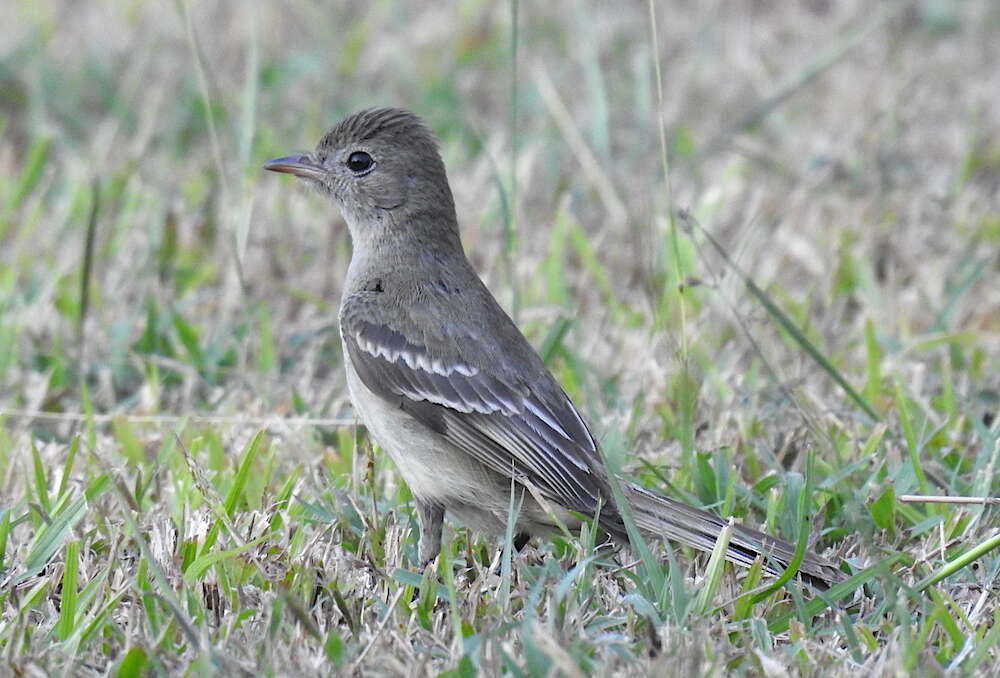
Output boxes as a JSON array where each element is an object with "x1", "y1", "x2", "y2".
[{"x1": 263, "y1": 154, "x2": 325, "y2": 180}]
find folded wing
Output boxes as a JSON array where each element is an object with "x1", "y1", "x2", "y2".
[{"x1": 343, "y1": 316, "x2": 608, "y2": 513}]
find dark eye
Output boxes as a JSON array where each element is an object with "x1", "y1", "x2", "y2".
[{"x1": 346, "y1": 151, "x2": 374, "y2": 174}]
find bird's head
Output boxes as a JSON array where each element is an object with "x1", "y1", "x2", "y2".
[{"x1": 264, "y1": 108, "x2": 457, "y2": 245}]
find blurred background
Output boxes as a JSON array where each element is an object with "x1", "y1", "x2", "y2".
[
  {"x1": 2, "y1": 1, "x2": 1000, "y2": 674},
  {"x1": 2, "y1": 0, "x2": 998, "y2": 436}
]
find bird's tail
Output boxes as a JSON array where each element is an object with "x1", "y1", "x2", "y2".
[{"x1": 618, "y1": 481, "x2": 845, "y2": 589}]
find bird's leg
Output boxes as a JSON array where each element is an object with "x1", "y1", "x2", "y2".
[{"x1": 415, "y1": 499, "x2": 445, "y2": 567}]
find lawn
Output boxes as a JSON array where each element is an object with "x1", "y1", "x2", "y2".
[{"x1": 1, "y1": 1, "x2": 999, "y2": 675}]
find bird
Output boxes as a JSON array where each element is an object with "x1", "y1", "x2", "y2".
[{"x1": 264, "y1": 107, "x2": 845, "y2": 589}]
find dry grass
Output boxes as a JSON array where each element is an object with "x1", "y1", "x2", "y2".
[{"x1": 2, "y1": 0, "x2": 999, "y2": 675}]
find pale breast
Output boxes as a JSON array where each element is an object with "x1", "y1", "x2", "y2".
[
  {"x1": 342, "y1": 340, "x2": 581, "y2": 537},
  {"x1": 343, "y1": 351, "x2": 495, "y2": 502}
]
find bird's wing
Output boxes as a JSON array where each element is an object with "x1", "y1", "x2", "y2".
[{"x1": 342, "y1": 312, "x2": 607, "y2": 512}]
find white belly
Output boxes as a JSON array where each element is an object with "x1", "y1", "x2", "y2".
[{"x1": 343, "y1": 355, "x2": 578, "y2": 536}]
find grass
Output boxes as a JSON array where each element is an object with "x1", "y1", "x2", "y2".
[{"x1": 2, "y1": 0, "x2": 1000, "y2": 675}]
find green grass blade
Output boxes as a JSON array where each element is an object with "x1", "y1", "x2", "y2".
[
  {"x1": 57, "y1": 435, "x2": 81, "y2": 501},
  {"x1": 7, "y1": 135, "x2": 51, "y2": 213},
  {"x1": 744, "y1": 277, "x2": 878, "y2": 421},
  {"x1": 693, "y1": 518, "x2": 732, "y2": 615},
  {"x1": 30, "y1": 439, "x2": 50, "y2": 514},
  {"x1": 183, "y1": 532, "x2": 271, "y2": 583},
  {"x1": 55, "y1": 539, "x2": 81, "y2": 640},
  {"x1": 692, "y1": 218, "x2": 879, "y2": 422},
  {"x1": 895, "y1": 380, "x2": 930, "y2": 496},
  {"x1": 916, "y1": 532, "x2": 1000, "y2": 592},
  {"x1": 15, "y1": 493, "x2": 88, "y2": 586},
  {"x1": 76, "y1": 179, "x2": 100, "y2": 345},
  {"x1": 768, "y1": 554, "x2": 908, "y2": 634},
  {"x1": 224, "y1": 430, "x2": 266, "y2": 518},
  {"x1": 0, "y1": 506, "x2": 11, "y2": 572}
]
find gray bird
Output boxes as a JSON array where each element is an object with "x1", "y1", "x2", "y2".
[{"x1": 265, "y1": 107, "x2": 845, "y2": 588}]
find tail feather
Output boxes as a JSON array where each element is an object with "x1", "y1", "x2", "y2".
[{"x1": 619, "y1": 481, "x2": 845, "y2": 589}]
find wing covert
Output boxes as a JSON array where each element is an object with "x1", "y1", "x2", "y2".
[{"x1": 343, "y1": 316, "x2": 607, "y2": 511}]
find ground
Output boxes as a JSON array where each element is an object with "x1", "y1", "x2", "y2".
[{"x1": 1, "y1": 1, "x2": 999, "y2": 675}]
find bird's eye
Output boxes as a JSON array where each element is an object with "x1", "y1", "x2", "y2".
[{"x1": 346, "y1": 151, "x2": 374, "y2": 174}]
